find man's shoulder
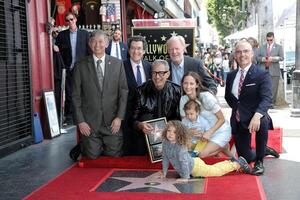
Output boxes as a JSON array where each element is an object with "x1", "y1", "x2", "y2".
[{"x1": 76, "y1": 55, "x2": 92, "y2": 65}]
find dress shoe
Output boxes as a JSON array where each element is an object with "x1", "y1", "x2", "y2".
[
  {"x1": 252, "y1": 160, "x2": 264, "y2": 176},
  {"x1": 232, "y1": 156, "x2": 252, "y2": 174},
  {"x1": 265, "y1": 146, "x2": 280, "y2": 158},
  {"x1": 69, "y1": 144, "x2": 81, "y2": 162}
]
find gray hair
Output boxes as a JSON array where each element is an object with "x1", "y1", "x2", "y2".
[
  {"x1": 152, "y1": 59, "x2": 170, "y2": 71},
  {"x1": 166, "y1": 35, "x2": 186, "y2": 48},
  {"x1": 90, "y1": 30, "x2": 109, "y2": 42}
]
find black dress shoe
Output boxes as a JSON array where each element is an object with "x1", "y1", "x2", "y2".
[
  {"x1": 69, "y1": 144, "x2": 81, "y2": 162},
  {"x1": 252, "y1": 160, "x2": 264, "y2": 176},
  {"x1": 265, "y1": 146, "x2": 280, "y2": 158},
  {"x1": 235, "y1": 156, "x2": 252, "y2": 174}
]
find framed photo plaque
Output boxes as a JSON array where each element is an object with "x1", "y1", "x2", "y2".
[
  {"x1": 43, "y1": 90, "x2": 60, "y2": 138},
  {"x1": 143, "y1": 117, "x2": 167, "y2": 163}
]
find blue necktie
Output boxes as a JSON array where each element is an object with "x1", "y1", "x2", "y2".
[{"x1": 136, "y1": 65, "x2": 142, "y2": 86}]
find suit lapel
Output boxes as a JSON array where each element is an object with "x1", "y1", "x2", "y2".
[
  {"x1": 126, "y1": 60, "x2": 138, "y2": 86},
  {"x1": 66, "y1": 30, "x2": 71, "y2": 50},
  {"x1": 103, "y1": 55, "x2": 113, "y2": 90},
  {"x1": 240, "y1": 65, "x2": 255, "y2": 96},
  {"x1": 142, "y1": 60, "x2": 151, "y2": 80},
  {"x1": 87, "y1": 56, "x2": 101, "y2": 91},
  {"x1": 76, "y1": 30, "x2": 81, "y2": 56}
]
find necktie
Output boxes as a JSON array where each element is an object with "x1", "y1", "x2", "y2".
[
  {"x1": 265, "y1": 46, "x2": 271, "y2": 69},
  {"x1": 136, "y1": 65, "x2": 142, "y2": 86},
  {"x1": 96, "y1": 59, "x2": 104, "y2": 90},
  {"x1": 236, "y1": 69, "x2": 245, "y2": 121},
  {"x1": 115, "y1": 43, "x2": 120, "y2": 59}
]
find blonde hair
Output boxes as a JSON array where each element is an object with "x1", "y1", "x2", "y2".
[{"x1": 161, "y1": 120, "x2": 191, "y2": 147}]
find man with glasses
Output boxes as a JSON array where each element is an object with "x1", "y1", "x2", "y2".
[
  {"x1": 54, "y1": 12, "x2": 90, "y2": 125},
  {"x1": 257, "y1": 32, "x2": 284, "y2": 106},
  {"x1": 132, "y1": 59, "x2": 181, "y2": 155},
  {"x1": 166, "y1": 35, "x2": 217, "y2": 94},
  {"x1": 225, "y1": 40, "x2": 279, "y2": 176},
  {"x1": 122, "y1": 36, "x2": 151, "y2": 155}
]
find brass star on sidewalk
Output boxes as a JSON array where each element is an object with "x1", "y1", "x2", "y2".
[{"x1": 112, "y1": 171, "x2": 182, "y2": 193}]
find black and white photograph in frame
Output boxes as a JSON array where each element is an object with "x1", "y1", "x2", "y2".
[
  {"x1": 143, "y1": 117, "x2": 167, "y2": 163},
  {"x1": 43, "y1": 90, "x2": 60, "y2": 138}
]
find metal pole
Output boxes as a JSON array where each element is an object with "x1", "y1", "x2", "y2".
[{"x1": 291, "y1": 0, "x2": 300, "y2": 117}]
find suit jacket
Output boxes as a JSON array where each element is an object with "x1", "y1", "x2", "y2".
[
  {"x1": 123, "y1": 59, "x2": 151, "y2": 123},
  {"x1": 72, "y1": 55, "x2": 128, "y2": 132},
  {"x1": 225, "y1": 64, "x2": 272, "y2": 131},
  {"x1": 167, "y1": 56, "x2": 217, "y2": 94},
  {"x1": 257, "y1": 43, "x2": 284, "y2": 77},
  {"x1": 55, "y1": 29, "x2": 91, "y2": 69},
  {"x1": 105, "y1": 41, "x2": 128, "y2": 60}
]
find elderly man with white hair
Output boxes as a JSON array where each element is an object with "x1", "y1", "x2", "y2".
[{"x1": 166, "y1": 35, "x2": 217, "y2": 94}]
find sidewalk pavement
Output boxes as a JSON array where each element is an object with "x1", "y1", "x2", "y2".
[{"x1": 216, "y1": 86, "x2": 300, "y2": 137}]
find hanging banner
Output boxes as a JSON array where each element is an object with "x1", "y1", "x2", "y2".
[{"x1": 132, "y1": 27, "x2": 195, "y2": 62}]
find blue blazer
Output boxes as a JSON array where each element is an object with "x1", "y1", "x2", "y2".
[
  {"x1": 105, "y1": 41, "x2": 128, "y2": 60},
  {"x1": 123, "y1": 59, "x2": 151, "y2": 122},
  {"x1": 55, "y1": 29, "x2": 91, "y2": 69},
  {"x1": 225, "y1": 64, "x2": 272, "y2": 131}
]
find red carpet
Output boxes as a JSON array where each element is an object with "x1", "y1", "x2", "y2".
[
  {"x1": 251, "y1": 127, "x2": 283, "y2": 153},
  {"x1": 25, "y1": 157, "x2": 266, "y2": 200}
]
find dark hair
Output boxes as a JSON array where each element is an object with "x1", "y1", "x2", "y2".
[
  {"x1": 161, "y1": 120, "x2": 190, "y2": 147},
  {"x1": 64, "y1": 12, "x2": 76, "y2": 21},
  {"x1": 266, "y1": 32, "x2": 274, "y2": 38},
  {"x1": 183, "y1": 99, "x2": 201, "y2": 113},
  {"x1": 181, "y1": 72, "x2": 210, "y2": 98},
  {"x1": 127, "y1": 35, "x2": 148, "y2": 50}
]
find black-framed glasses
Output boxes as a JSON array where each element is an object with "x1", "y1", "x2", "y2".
[
  {"x1": 151, "y1": 71, "x2": 169, "y2": 77},
  {"x1": 65, "y1": 18, "x2": 74, "y2": 22}
]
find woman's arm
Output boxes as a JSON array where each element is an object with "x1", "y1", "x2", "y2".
[{"x1": 202, "y1": 110, "x2": 225, "y2": 140}]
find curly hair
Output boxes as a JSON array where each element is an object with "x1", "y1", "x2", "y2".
[{"x1": 161, "y1": 120, "x2": 191, "y2": 147}]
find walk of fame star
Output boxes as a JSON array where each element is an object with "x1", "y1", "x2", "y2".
[{"x1": 96, "y1": 170, "x2": 204, "y2": 193}]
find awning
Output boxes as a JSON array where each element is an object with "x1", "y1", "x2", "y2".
[{"x1": 224, "y1": 25, "x2": 258, "y2": 40}]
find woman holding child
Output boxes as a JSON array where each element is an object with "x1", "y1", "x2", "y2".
[{"x1": 180, "y1": 72, "x2": 232, "y2": 158}]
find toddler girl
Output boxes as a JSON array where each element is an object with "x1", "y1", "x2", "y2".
[{"x1": 159, "y1": 120, "x2": 251, "y2": 182}]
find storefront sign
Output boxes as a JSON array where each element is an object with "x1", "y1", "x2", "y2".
[{"x1": 132, "y1": 27, "x2": 195, "y2": 62}]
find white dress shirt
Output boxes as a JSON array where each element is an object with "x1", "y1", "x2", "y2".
[
  {"x1": 130, "y1": 59, "x2": 146, "y2": 84},
  {"x1": 231, "y1": 64, "x2": 251, "y2": 99},
  {"x1": 110, "y1": 41, "x2": 121, "y2": 59}
]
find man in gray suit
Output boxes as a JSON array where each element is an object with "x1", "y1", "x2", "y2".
[
  {"x1": 72, "y1": 30, "x2": 128, "y2": 159},
  {"x1": 258, "y1": 32, "x2": 284, "y2": 105}
]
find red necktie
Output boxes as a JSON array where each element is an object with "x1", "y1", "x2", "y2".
[
  {"x1": 265, "y1": 46, "x2": 271, "y2": 69},
  {"x1": 236, "y1": 70, "x2": 245, "y2": 121}
]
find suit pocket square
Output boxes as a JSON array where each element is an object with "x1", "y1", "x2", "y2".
[{"x1": 245, "y1": 83, "x2": 256, "y2": 86}]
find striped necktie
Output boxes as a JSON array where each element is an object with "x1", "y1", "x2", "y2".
[
  {"x1": 96, "y1": 59, "x2": 104, "y2": 90},
  {"x1": 236, "y1": 69, "x2": 245, "y2": 121}
]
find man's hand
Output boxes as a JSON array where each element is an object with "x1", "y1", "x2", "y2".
[
  {"x1": 248, "y1": 113, "x2": 262, "y2": 133},
  {"x1": 78, "y1": 122, "x2": 91, "y2": 136},
  {"x1": 111, "y1": 117, "x2": 121, "y2": 134},
  {"x1": 53, "y1": 45, "x2": 59, "y2": 52},
  {"x1": 137, "y1": 122, "x2": 153, "y2": 134}
]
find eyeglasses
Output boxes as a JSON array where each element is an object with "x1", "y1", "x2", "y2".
[
  {"x1": 151, "y1": 71, "x2": 169, "y2": 77},
  {"x1": 65, "y1": 18, "x2": 74, "y2": 22},
  {"x1": 235, "y1": 49, "x2": 251, "y2": 55}
]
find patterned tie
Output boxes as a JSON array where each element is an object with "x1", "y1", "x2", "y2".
[
  {"x1": 96, "y1": 59, "x2": 104, "y2": 90},
  {"x1": 236, "y1": 69, "x2": 245, "y2": 121},
  {"x1": 136, "y1": 65, "x2": 142, "y2": 86},
  {"x1": 116, "y1": 43, "x2": 120, "y2": 59},
  {"x1": 265, "y1": 45, "x2": 271, "y2": 69}
]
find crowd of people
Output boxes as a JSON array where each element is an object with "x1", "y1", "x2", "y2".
[{"x1": 53, "y1": 12, "x2": 281, "y2": 182}]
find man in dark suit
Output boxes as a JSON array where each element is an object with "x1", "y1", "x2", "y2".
[
  {"x1": 54, "y1": 12, "x2": 90, "y2": 124},
  {"x1": 72, "y1": 30, "x2": 128, "y2": 159},
  {"x1": 257, "y1": 32, "x2": 284, "y2": 105},
  {"x1": 166, "y1": 35, "x2": 217, "y2": 94},
  {"x1": 105, "y1": 29, "x2": 128, "y2": 60},
  {"x1": 225, "y1": 40, "x2": 279, "y2": 176},
  {"x1": 123, "y1": 36, "x2": 151, "y2": 155}
]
